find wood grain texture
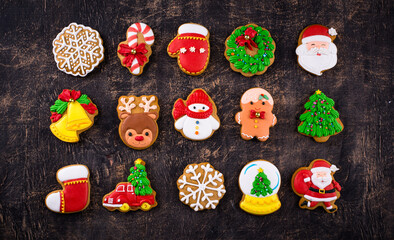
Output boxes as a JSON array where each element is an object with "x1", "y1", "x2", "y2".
[{"x1": 0, "y1": 0, "x2": 392, "y2": 239}]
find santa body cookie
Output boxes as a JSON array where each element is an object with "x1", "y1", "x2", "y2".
[
  {"x1": 239, "y1": 160, "x2": 281, "y2": 215},
  {"x1": 167, "y1": 23, "x2": 210, "y2": 75},
  {"x1": 172, "y1": 89, "x2": 220, "y2": 141},
  {"x1": 53, "y1": 23, "x2": 104, "y2": 77},
  {"x1": 291, "y1": 159, "x2": 341, "y2": 213},
  {"x1": 177, "y1": 162, "x2": 226, "y2": 211},
  {"x1": 117, "y1": 95, "x2": 159, "y2": 150},
  {"x1": 296, "y1": 25, "x2": 338, "y2": 76},
  {"x1": 235, "y1": 88, "x2": 277, "y2": 141},
  {"x1": 45, "y1": 164, "x2": 90, "y2": 213},
  {"x1": 225, "y1": 23, "x2": 276, "y2": 77},
  {"x1": 117, "y1": 22, "x2": 154, "y2": 75},
  {"x1": 50, "y1": 89, "x2": 98, "y2": 143},
  {"x1": 102, "y1": 159, "x2": 157, "y2": 212},
  {"x1": 298, "y1": 90, "x2": 343, "y2": 142}
]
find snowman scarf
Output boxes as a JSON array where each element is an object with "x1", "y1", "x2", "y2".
[{"x1": 173, "y1": 99, "x2": 213, "y2": 120}]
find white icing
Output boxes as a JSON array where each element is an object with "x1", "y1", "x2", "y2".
[
  {"x1": 272, "y1": 114, "x2": 276, "y2": 126},
  {"x1": 236, "y1": 112, "x2": 241, "y2": 124},
  {"x1": 138, "y1": 96, "x2": 157, "y2": 112},
  {"x1": 189, "y1": 46, "x2": 196, "y2": 52},
  {"x1": 200, "y1": 48, "x2": 205, "y2": 53},
  {"x1": 296, "y1": 42, "x2": 337, "y2": 76},
  {"x1": 328, "y1": 28, "x2": 337, "y2": 36},
  {"x1": 304, "y1": 195, "x2": 337, "y2": 202},
  {"x1": 241, "y1": 88, "x2": 274, "y2": 106},
  {"x1": 239, "y1": 160, "x2": 281, "y2": 198},
  {"x1": 57, "y1": 165, "x2": 89, "y2": 182},
  {"x1": 257, "y1": 135, "x2": 269, "y2": 140},
  {"x1": 52, "y1": 23, "x2": 104, "y2": 77},
  {"x1": 304, "y1": 177, "x2": 311, "y2": 182},
  {"x1": 180, "y1": 48, "x2": 187, "y2": 53},
  {"x1": 174, "y1": 115, "x2": 187, "y2": 130},
  {"x1": 127, "y1": 22, "x2": 155, "y2": 47},
  {"x1": 131, "y1": 58, "x2": 140, "y2": 75},
  {"x1": 178, "y1": 23, "x2": 208, "y2": 37},
  {"x1": 188, "y1": 103, "x2": 209, "y2": 112},
  {"x1": 118, "y1": 97, "x2": 136, "y2": 113},
  {"x1": 178, "y1": 163, "x2": 226, "y2": 211},
  {"x1": 45, "y1": 191, "x2": 61, "y2": 212},
  {"x1": 241, "y1": 133, "x2": 253, "y2": 139},
  {"x1": 176, "y1": 116, "x2": 219, "y2": 140}
]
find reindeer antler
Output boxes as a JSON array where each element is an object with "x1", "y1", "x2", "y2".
[
  {"x1": 139, "y1": 96, "x2": 158, "y2": 112},
  {"x1": 118, "y1": 97, "x2": 136, "y2": 113}
]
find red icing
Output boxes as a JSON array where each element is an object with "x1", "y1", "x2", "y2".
[
  {"x1": 80, "y1": 103, "x2": 97, "y2": 114},
  {"x1": 118, "y1": 43, "x2": 148, "y2": 67},
  {"x1": 102, "y1": 182, "x2": 156, "y2": 207},
  {"x1": 50, "y1": 112, "x2": 62, "y2": 122},
  {"x1": 250, "y1": 110, "x2": 265, "y2": 119},
  {"x1": 59, "y1": 89, "x2": 81, "y2": 102},
  {"x1": 173, "y1": 90, "x2": 213, "y2": 120},
  {"x1": 236, "y1": 27, "x2": 258, "y2": 50},
  {"x1": 168, "y1": 33, "x2": 209, "y2": 74},
  {"x1": 302, "y1": 25, "x2": 330, "y2": 39},
  {"x1": 62, "y1": 177, "x2": 89, "y2": 213}
]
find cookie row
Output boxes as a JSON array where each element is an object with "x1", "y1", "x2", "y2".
[
  {"x1": 52, "y1": 23, "x2": 337, "y2": 77},
  {"x1": 45, "y1": 158, "x2": 341, "y2": 214},
  {"x1": 49, "y1": 88, "x2": 343, "y2": 146}
]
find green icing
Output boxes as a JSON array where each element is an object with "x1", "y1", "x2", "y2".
[
  {"x1": 250, "y1": 170, "x2": 273, "y2": 197},
  {"x1": 127, "y1": 164, "x2": 153, "y2": 196},
  {"x1": 226, "y1": 24, "x2": 275, "y2": 74},
  {"x1": 50, "y1": 99, "x2": 68, "y2": 114},
  {"x1": 76, "y1": 94, "x2": 90, "y2": 104},
  {"x1": 298, "y1": 91, "x2": 343, "y2": 137}
]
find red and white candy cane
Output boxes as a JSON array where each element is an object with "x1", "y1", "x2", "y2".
[{"x1": 126, "y1": 23, "x2": 154, "y2": 74}]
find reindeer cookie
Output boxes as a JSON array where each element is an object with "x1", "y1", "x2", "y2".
[
  {"x1": 117, "y1": 95, "x2": 159, "y2": 150},
  {"x1": 235, "y1": 88, "x2": 277, "y2": 141}
]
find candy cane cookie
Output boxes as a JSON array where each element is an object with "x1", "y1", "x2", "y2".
[{"x1": 117, "y1": 22, "x2": 155, "y2": 75}]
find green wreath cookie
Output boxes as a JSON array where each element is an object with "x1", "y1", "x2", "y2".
[{"x1": 224, "y1": 23, "x2": 276, "y2": 77}]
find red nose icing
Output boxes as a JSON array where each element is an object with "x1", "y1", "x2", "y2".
[{"x1": 135, "y1": 136, "x2": 144, "y2": 141}]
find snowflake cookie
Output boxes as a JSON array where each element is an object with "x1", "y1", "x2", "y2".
[
  {"x1": 52, "y1": 23, "x2": 104, "y2": 77},
  {"x1": 177, "y1": 163, "x2": 226, "y2": 211}
]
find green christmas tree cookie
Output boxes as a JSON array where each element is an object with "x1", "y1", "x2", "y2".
[{"x1": 251, "y1": 168, "x2": 273, "y2": 197}]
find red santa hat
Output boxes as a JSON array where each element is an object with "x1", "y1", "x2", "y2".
[
  {"x1": 310, "y1": 160, "x2": 339, "y2": 174},
  {"x1": 178, "y1": 23, "x2": 208, "y2": 37},
  {"x1": 173, "y1": 89, "x2": 213, "y2": 120},
  {"x1": 301, "y1": 25, "x2": 337, "y2": 44},
  {"x1": 186, "y1": 89, "x2": 212, "y2": 107}
]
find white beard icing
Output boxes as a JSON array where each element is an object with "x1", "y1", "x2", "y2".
[
  {"x1": 296, "y1": 42, "x2": 337, "y2": 76},
  {"x1": 311, "y1": 173, "x2": 332, "y2": 189}
]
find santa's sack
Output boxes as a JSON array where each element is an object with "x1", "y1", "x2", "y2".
[{"x1": 291, "y1": 169, "x2": 312, "y2": 195}]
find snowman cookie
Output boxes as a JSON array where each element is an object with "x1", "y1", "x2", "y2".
[
  {"x1": 235, "y1": 88, "x2": 277, "y2": 141},
  {"x1": 239, "y1": 160, "x2": 281, "y2": 215},
  {"x1": 172, "y1": 89, "x2": 220, "y2": 141}
]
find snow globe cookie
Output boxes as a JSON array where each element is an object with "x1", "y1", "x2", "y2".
[
  {"x1": 117, "y1": 95, "x2": 159, "y2": 150},
  {"x1": 295, "y1": 24, "x2": 338, "y2": 76},
  {"x1": 239, "y1": 160, "x2": 281, "y2": 215},
  {"x1": 45, "y1": 164, "x2": 90, "y2": 213},
  {"x1": 167, "y1": 23, "x2": 210, "y2": 75},
  {"x1": 52, "y1": 23, "x2": 104, "y2": 77},
  {"x1": 177, "y1": 162, "x2": 226, "y2": 211},
  {"x1": 172, "y1": 89, "x2": 220, "y2": 141},
  {"x1": 291, "y1": 159, "x2": 341, "y2": 213},
  {"x1": 235, "y1": 88, "x2": 277, "y2": 141},
  {"x1": 50, "y1": 89, "x2": 98, "y2": 143},
  {"x1": 225, "y1": 23, "x2": 275, "y2": 77},
  {"x1": 117, "y1": 22, "x2": 155, "y2": 75},
  {"x1": 102, "y1": 159, "x2": 157, "y2": 212},
  {"x1": 298, "y1": 90, "x2": 343, "y2": 142}
]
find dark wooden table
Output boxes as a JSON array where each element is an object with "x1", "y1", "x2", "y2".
[{"x1": 0, "y1": 0, "x2": 392, "y2": 239}]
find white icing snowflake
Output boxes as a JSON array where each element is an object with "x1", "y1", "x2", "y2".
[
  {"x1": 180, "y1": 47, "x2": 187, "y2": 54},
  {"x1": 178, "y1": 163, "x2": 226, "y2": 211},
  {"x1": 189, "y1": 46, "x2": 196, "y2": 52},
  {"x1": 52, "y1": 23, "x2": 104, "y2": 77},
  {"x1": 200, "y1": 48, "x2": 205, "y2": 53}
]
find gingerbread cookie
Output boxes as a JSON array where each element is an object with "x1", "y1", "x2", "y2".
[
  {"x1": 103, "y1": 159, "x2": 157, "y2": 212},
  {"x1": 225, "y1": 23, "x2": 276, "y2": 77},
  {"x1": 45, "y1": 164, "x2": 90, "y2": 213},
  {"x1": 117, "y1": 22, "x2": 155, "y2": 75},
  {"x1": 50, "y1": 89, "x2": 98, "y2": 143},
  {"x1": 172, "y1": 89, "x2": 220, "y2": 141},
  {"x1": 52, "y1": 23, "x2": 104, "y2": 77},
  {"x1": 235, "y1": 88, "x2": 277, "y2": 141},
  {"x1": 177, "y1": 162, "x2": 226, "y2": 211},
  {"x1": 291, "y1": 159, "x2": 341, "y2": 213},
  {"x1": 296, "y1": 25, "x2": 338, "y2": 76},
  {"x1": 239, "y1": 160, "x2": 281, "y2": 215},
  {"x1": 167, "y1": 23, "x2": 210, "y2": 75},
  {"x1": 117, "y1": 95, "x2": 159, "y2": 150},
  {"x1": 298, "y1": 90, "x2": 343, "y2": 142}
]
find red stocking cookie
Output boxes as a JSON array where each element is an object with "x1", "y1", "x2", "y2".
[
  {"x1": 117, "y1": 22, "x2": 155, "y2": 75},
  {"x1": 45, "y1": 164, "x2": 90, "y2": 213},
  {"x1": 167, "y1": 23, "x2": 210, "y2": 75},
  {"x1": 235, "y1": 88, "x2": 277, "y2": 141}
]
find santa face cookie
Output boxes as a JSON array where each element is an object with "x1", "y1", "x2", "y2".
[
  {"x1": 239, "y1": 160, "x2": 281, "y2": 215},
  {"x1": 291, "y1": 159, "x2": 341, "y2": 213},
  {"x1": 177, "y1": 162, "x2": 226, "y2": 211},
  {"x1": 167, "y1": 23, "x2": 210, "y2": 75},
  {"x1": 53, "y1": 23, "x2": 104, "y2": 77},
  {"x1": 45, "y1": 164, "x2": 90, "y2": 213},
  {"x1": 117, "y1": 95, "x2": 159, "y2": 150},
  {"x1": 298, "y1": 90, "x2": 343, "y2": 142},
  {"x1": 296, "y1": 25, "x2": 338, "y2": 76},
  {"x1": 235, "y1": 88, "x2": 277, "y2": 141},
  {"x1": 225, "y1": 23, "x2": 276, "y2": 77},
  {"x1": 172, "y1": 89, "x2": 220, "y2": 141},
  {"x1": 50, "y1": 89, "x2": 98, "y2": 143},
  {"x1": 102, "y1": 159, "x2": 157, "y2": 212},
  {"x1": 117, "y1": 22, "x2": 155, "y2": 75}
]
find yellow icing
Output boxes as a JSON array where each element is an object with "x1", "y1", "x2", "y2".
[
  {"x1": 240, "y1": 194, "x2": 281, "y2": 215},
  {"x1": 65, "y1": 101, "x2": 92, "y2": 131},
  {"x1": 50, "y1": 115, "x2": 79, "y2": 143}
]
